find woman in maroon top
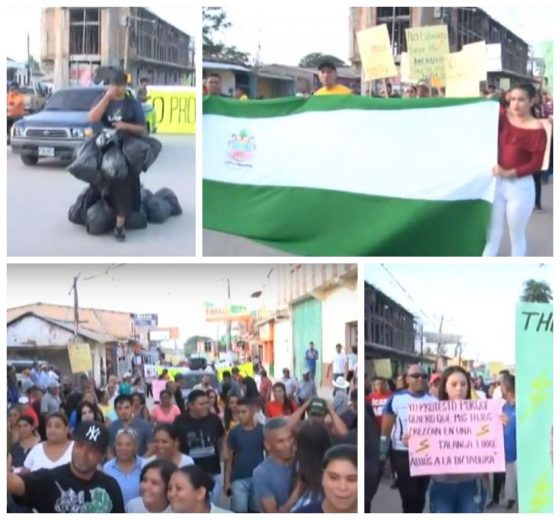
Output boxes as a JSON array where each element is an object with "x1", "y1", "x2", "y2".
[{"x1": 483, "y1": 84, "x2": 547, "y2": 256}]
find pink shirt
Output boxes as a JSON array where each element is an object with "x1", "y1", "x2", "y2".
[{"x1": 151, "y1": 405, "x2": 181, "y2": 424}]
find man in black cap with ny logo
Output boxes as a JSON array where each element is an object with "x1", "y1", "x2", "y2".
[{"x1": 8, "y1": 421, "x2": 124, "y2": 513}]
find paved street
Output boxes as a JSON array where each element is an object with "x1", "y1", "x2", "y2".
[
  {"x1": 8, "y1": 135, "x2": 195, "y2": 256},
  {"x1": 204, "y1": 181, "x2": 553, "y2": 257},
  {"x1": 371, "y1": 475, "x2": 513, "y2": 513}
]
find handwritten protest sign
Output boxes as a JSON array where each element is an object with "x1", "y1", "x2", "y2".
[
  {"x1": 516, "y1": 303, "x2": 553, "y2": 512},
  {"x1": 407, "y1": 399, "x2": 505, "y2": 476},
  {"x1": 357, "y1": 24, "x2": 398, "y2": 81},
  {"x1": 405, "y1": 25, "x2": 449, "y2": 81},
  {"x1": 445, "y1": 51, "x2": 481, "y2": 97},
  {"x1": 68, "y1": 343, "x2": 92, "y2": 373},
  {"x1": 499, "y1": 78, "x2": 511, "y2": 91}
]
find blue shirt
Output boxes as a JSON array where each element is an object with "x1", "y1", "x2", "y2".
[
  {"x1": 103, "y1": 456, "x2": 144, "y2": 505},
  {"x1": 383, "y1": 390, "x2": 438, "y2": 451},
  {"x1": 227, "y1": 423, "x2": 265, "y2": 480},
  {"x1": 304, "y1": 349, "x2": 318, "y2": 370},
  {"x1": 502, "y1": 402, "x2": 516, "y2": 463},
  {"x1": 253, "y1": 457, "x2": 294, "y2": 511}
]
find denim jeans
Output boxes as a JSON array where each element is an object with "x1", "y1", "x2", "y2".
[
  {"x1": 210, "y1": 473, "x2": 223, "y2": 506},
  {"x1": 231, "y1": 477, "x2": 258, "y2": 513},
  {"x1": 429, "y1": 479, "x2": 487, "y2": 513}
]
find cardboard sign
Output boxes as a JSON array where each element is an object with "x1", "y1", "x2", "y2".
[
  {"x1": 400, "y1": 52, "x2": 411, "y2": 83},
  {"x1": 516, "y1": 303, "x2": 553, "y2": 513},
  {"x1": 67, "y1": 343, "x2": 92, "y2": 373},
  {"x1": 486, "y1": 43, "x2": 502, "y2": 72},
  {"x1": 148, "y1": 86, "x2": 196, "y2": 134},
  {"x1": 463, "y1": 41, "x2": 487, "y2": 81},
  {"x1": 373, "y1": 359, "x2": 392, "y2": 379},
  {"x1": 408, "y1": 399, "x2": 506, "y2": 476},
  {"x1": 405, "y1": 25, "x2": 450, "y2": 81},
  {"x1": 357, "y1": 24, "x2": 398, "y2": 81}
]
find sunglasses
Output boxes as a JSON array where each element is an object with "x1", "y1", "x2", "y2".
[
  {"x1": 116, "y1": 428, "x2": 137, "y2": 439},
  {"x1": 408, "y1": 374, "x2": 428, "y2": 379}
]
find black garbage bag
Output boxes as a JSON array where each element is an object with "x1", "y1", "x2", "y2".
[
  {"x1": 68, "y1": 185, "x2": 102, "y2": 225},
  {"x1": 155, "y1": 187, "x2": 182, "y2": 216},
  {"x1": 125, "y1": 209, "x2": 148, "y2": 230},
  {"x1": 146, "y1": 196, "x2": 172, "y2": 224},
  {"x1": 85, "y1": 199, "x2": 116, "y2": 235},
  {"x1": 100, "y1": 144, "x2": 128, "y2": 181},
  {"x1": 68, "y1": 137, "x2": 104, "y2": 186},
  {"x1": 122, "y1": 134, "x2": 162, "y2": 172}
]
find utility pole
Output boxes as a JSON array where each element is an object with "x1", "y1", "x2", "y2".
[
  {"x1": 226, "y1": 278, "x2": 232, "y2": 352},
  {"x1": 26, "y1": 33, "x2": 31, "y2": 86},
  {"x1": 69, "y1": 274, "x2": 81, "y2": 340}
]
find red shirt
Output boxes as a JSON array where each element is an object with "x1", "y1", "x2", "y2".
[
  {"x1": 265, "y1": 400, "x2": 298, "y2": 418},
  {"x1": 367, "y1": 392, "x2": 392, "y2": 429},
  {"x1": 498, "y1": 112, "x2": 547, "y2": 177},
  {"x1": 21, "y1": 404, "x2": 39, "y2": 427}
]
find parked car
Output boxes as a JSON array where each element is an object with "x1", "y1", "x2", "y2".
[
  {"x1": 11, "y1": 85, "x2": 157, "y2": 166},
  {"x1": 19, "y1": 85, "x2": 47, "y2": 114}
]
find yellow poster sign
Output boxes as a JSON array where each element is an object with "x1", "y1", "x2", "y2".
[
  {"x1": 68, "y1": 343, "x2": 92, "y2": 374},
  {"x1": 488, "y1": 361, "x2": 506, "y2": 377},
  {"x1": 445, "y1": 51, "x2": 481, "y2": 97},
  {"x1": 462, "y1": 41, "x2": 487, "y2": 81},
  {"x1": 405, "y1": 25, "x2": 450, "y2": 81},
  {"x1": 357, "y1": 24, "x2": 398, "y2": 81},
  {"x1": 216, "y1": 362, "x2": 254, "y2": 382},
  {"x1": 148, "y1": 86, "x2": 196, "y2": 134},
  {"x1": 400, "y1": 52, "x2": 411, "y2": 83},
  {"x1": 373, "y1": 359, "x2": 393, "y2": 379},
  {"x1": 499, "y1": 78, "x2": 511, "y2": 91}
]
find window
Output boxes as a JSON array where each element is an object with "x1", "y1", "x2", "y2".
[{"x1": 69, "y1": 8, "x2": 100, "y2": 55}]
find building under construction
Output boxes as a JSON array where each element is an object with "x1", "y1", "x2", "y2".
[
  {"x1": 350, "y1": 6, "x2": 534, "y2": 90},
  {"x1": 364, "y1": 282, "x2": 426, "y2": 378},
  {"x1": 41, "y1": 7, "x2": 194, "y2": 89}
]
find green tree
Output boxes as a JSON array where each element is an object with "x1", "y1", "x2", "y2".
[
  {"x1": 203, "y1": 7, "x2": 250, "y2": 65},
  {"x1": 299, "y1": 52, "x2": 346, "y2": 68},
  {"x1": 184, "y1": 335, "x2": 213, "y2": 355},
  {"x1": 520, "y1": 279, "x2": 553, "y2": 303}
]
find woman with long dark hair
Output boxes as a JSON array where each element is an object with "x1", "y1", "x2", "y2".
[
  {"x1": 266, "y1": 382, "x2": 298, "y2": 418},
  {"x1": 292, "y1": 421, "x2": 332, "y2": 511},
  {"x1": 483, "y1": 83, "x2": 547, "y2": 256},
  {"x1": 75, "y1": 400, "x2": 105, "y2": 428},
  {"x1": 126, "y1": 459, "x2": 176, "y2": 513},
  {"x1": 8, "y1": 415, "x2": 40, "y2": 472},
  {"x1": 427, "y1": 366, "x2": 487, "y2": 513},
  {"x1": 295, "y1": 444, "x2": 358, "y2": 513},
  {"x1": 206, "y1": 389, "x2": 222, "y2": 418},
  {"x1": 241, "y1": 378, "x2": 266, "y2": 424},
  {"x1": 223, "y1": 393, "x2": 240, "y2": 432}
]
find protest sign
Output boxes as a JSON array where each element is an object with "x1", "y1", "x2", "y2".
[
  {"x1": 516, "y1": 303, "x2": 553, "y2": 513},
  {"x1": 486, "y1": 43, "x2": 502, "y2": 72},
  {"x1": 373, "y1": 359, "x2": 392, "y2": 379},
  {"x1": 463, "y1": 41, "x2": 487, "y2": 81},
  {"x1": 487, "y1": 361, "x2": 506, "y2": 377},
  {"x1": 405, "y1": 25, "x2": 449, "y2": 81},
  {"x1": 407, "y1": 399, "x2": 505, "y2": 476},
  {"x1": 356, "y1": 24, "x2": 398, "y2": 81},
  {"x1": 216, "y1": 361, "x2": 254, "y2": 381},
  {"x1": 152, "y1": 379, "x2": 167, "y2": 403},
  {"x1": 499, "y1": 78, "x2": 511, "y2": 91},
  {"x1": 399, "y1": 52, "x2": 411, "y2": 83},
  {"x1": 445, "y1": 51, "x2": 481, "y2": 97},
  {"x1": 148, "y1": 86, "x2": 196, "y2": 134},
  {"x1": 67, "y1": 343, "x2": 92, "y2": 373}
]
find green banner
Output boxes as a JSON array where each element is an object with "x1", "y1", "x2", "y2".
[{"x1": 516, "y1": 303, "x2": 553, "y2": 513}]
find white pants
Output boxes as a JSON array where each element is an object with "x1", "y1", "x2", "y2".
[
  {"x1": 505, "y1": 462, "x2": 517, "y2": 502},
  {"x1": 483, "y1": 176, "x2": 535, "y2": 257}
]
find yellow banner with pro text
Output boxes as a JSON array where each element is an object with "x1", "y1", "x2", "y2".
[{"x1": 148, "y1": 86, "x2": 196, "y2": 135}]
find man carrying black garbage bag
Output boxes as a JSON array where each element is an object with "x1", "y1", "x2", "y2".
[{"x1": 88, "y1": 69, "x2": 146, "y2": 242}]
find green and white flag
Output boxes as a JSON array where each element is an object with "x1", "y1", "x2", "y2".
[{"x1": 203, "y1": 96, "x2": 499, "y2": 256}]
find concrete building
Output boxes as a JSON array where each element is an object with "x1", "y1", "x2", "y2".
[
  {"x1": 349, "y1": 6, "x2": 533, "y2": 92},
  {"x1": 7, "y1": 303, "x2": 152, "y2": 385},
  {"x1": 41, "y1": 7, "x2": 194, "y2": 89},
  {"x1": 254, "y1": 264, "x2": 357, "y2": 385}
]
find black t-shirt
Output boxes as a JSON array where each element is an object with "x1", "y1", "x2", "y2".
[
  {"x1": 16, "y1": 463, "x2": 125, "y2": 513},
  {"x1": 174, "y1": 413, "x2": 225, "y2": 475},
  {"x1": 100, "y1": 96, "x2": 145, "y2": 129},
  {"x1": 295, "y1": 501, "x2": 324, "y2": 513}
]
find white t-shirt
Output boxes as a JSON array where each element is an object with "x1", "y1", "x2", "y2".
[
  {"x1": 142, "y1": 453, "x2": 194, "y2": 468},
  {"x1": 126, "y1": 497, "x2": 172, "y2": 513},
  {"x1": 24, "y1": 441, "x2": 74, "y2": 471},
  {"x1": 475, "y1": 390, "x2": 487, "y2": 400},
  {"x1": 347, "y1": 353, "x2": 358, "y2": 371},
  {"x1": 332, "y1": 352, "x2": 347, "y2": 374}
]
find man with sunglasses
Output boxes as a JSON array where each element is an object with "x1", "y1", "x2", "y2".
[{"x1": 380, "y1": 365, "x2": 437, "y2": 513}]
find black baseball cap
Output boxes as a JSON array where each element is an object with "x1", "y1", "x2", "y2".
[
  {"x1": 309, "y1": 397, "x2": 328, "y2": 417},
  {"x1": 317, "y1": 60, "x2": 337, "y2": 72},
  {"x1": 110, "y1": 69, "x2": 128, "y2": 86},
  {"x1": 73, "y1": 421, "x2": 110, "y2": 453}
]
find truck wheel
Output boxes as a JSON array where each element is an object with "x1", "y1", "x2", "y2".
[{"x1": 21, "y1": 155, "x2": 39, "y2": 166}]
